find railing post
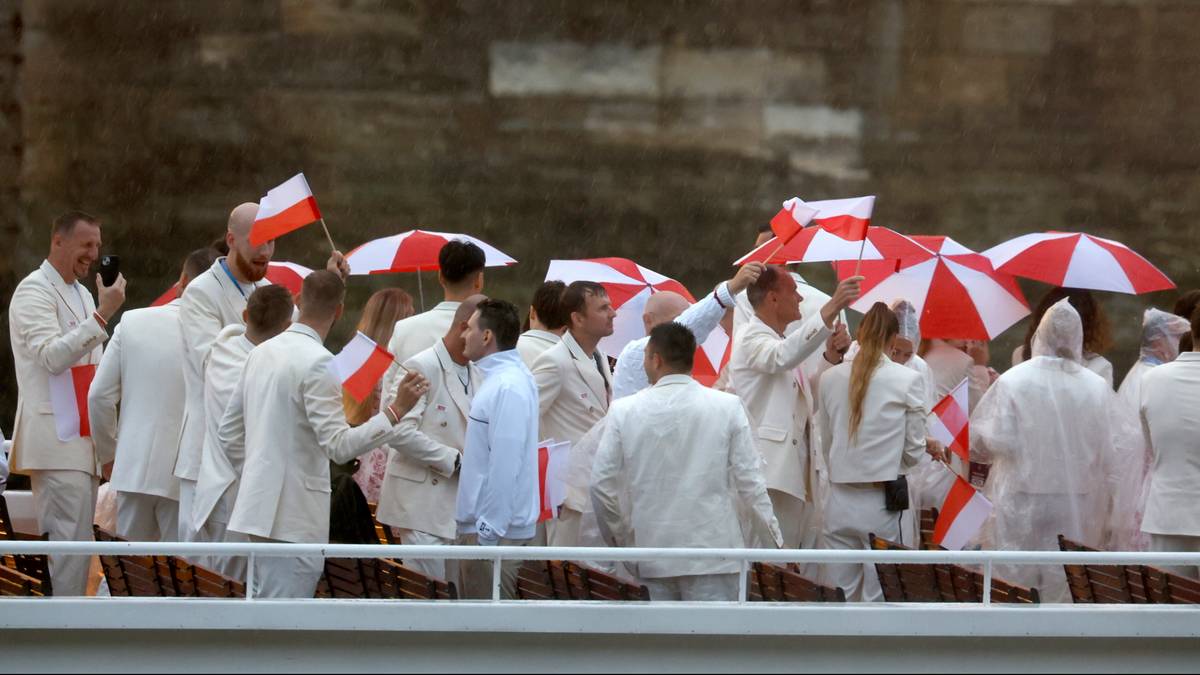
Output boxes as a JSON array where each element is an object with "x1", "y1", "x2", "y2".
[
  {"x1": 492, "y1": 552, "x2": 502, "y2": 602},
  {"x1": 738, "y1": 558, "x2": 748, "y2": 604},
  {"x1": 982, "y1": 560, "x2": 992, "y2": 606},
  {"x1": 246, "y1": 552, "x2": 255, "y2": 602}
]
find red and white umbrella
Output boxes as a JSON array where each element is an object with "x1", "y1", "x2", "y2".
[
  {"x1": 151, "y1": 261, "x2": 313, "y2": 306},
  {"x1": 982, "y1": 232, "x2": 1175, "y2": 295},
  {"x1": 546, "y1": 258, "x2": 693, "y2": 356},
  {"x1": 834, "y1": 235, "x2": 1030, "y2": 340},
  {"x1": 737, "y1": 225, "x2": 929, "y2": 266},
  {"x1": 346, "y1": 230, "x2": 517, "y2": 275}
]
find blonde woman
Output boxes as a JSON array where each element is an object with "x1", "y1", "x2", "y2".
[
  {"x1": 816, "y1": 303, "x2": 928, "y2": 601},
  {"x1": 344, "y1": 288, "x2": 415, "y2": 503}
]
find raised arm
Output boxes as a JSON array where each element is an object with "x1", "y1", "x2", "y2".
[{"x1": 10, "y1": 283, "x2": 107, "y2": 375}]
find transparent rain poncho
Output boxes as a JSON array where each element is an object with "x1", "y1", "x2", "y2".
[
  {"x1": 971, "y1": 299, "x2": 1119, "y2": 601},
  {"x1": 1109, "y1": 308, "x2": 1193, "y2": 550}
]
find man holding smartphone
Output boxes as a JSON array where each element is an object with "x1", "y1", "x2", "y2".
[{"x1": 7, "y1": 210, "x2": 127, "y2": 595}]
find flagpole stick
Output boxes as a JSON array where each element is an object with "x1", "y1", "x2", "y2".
[
  {"x1": 853, "y1": 235, "x2": 868, "y2": 277},
  {"x1": 319, "y1": 218, "x2": 337, "y2": 252},
  {"x1": 417, "y1": 269, "x2": 426, "y2": 311}
]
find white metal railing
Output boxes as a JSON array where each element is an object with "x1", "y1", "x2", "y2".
[{"x1": 5, "y1": 540, "x2": 1200, "y2": 604}]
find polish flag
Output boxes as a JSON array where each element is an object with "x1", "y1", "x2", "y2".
[
  {"x1": 537, "y1": 439, "x2": 571, "y2": 522},
  {"x1": 49, "y1": 364, "x2": 97, "y2": 441},
  {"x1": 249, "y1": 173, "x2": 323, "y2": 246},
  {"x1": 805, "y1": 195, "x2": 874, "y2": 241},
  {"x1": 933, "y1": 476, "x2": 993, "y2": 551},
  {"x1": 928, "y1": 378, "x2": 969, "y2": 464},
  {"x1": 770, "y1": 200, "x2": 819, "y2": 243},
  {"x1": 328, "y1": 332, "x2": 394, "y2": 403}
]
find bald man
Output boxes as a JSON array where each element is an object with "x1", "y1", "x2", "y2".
[
  {"x1": 175, "y1": 202, "x2": 349, "y2": 543},
  {"x1": 376, "y1": 295, "x2": 486, "y2": 582},
  {"x1": 611, "y1": 263, "x2": 763, "y2": 400}
]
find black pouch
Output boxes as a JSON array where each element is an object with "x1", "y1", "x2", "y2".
[{"x1": 883, "y1": 475, "x2": 909, "y2": 512}]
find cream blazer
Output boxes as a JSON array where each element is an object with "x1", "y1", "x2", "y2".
[
  {"x1": 376, "y1": 340, "x2": 478, "y2": 540},
  {"x1": 190, "y1": 325, "x2": 254, "y2": 530},
  {"x1": 727, "y1": 312, "x2": 832, "y2": 501},
  {"x1": 816, "y1": 357, "x2": 927, "y2": 484},
  {"x1": 8, "y1": 260, "x2": 108, "y2": 475},
  {"x1": 88, "y1": 301, "x2": 185, "y2": 499},
  {"x1": 223, "y1": 324, "x2": 401, "y2": 544},
  {"x1": 1141, "y1": 353, "x2": 1200, "y2": 537},
  {"x1": 176, "y1": 259, "x2": 270, "y2": 482},
  {"x1": 532, "y1": 331, "x2": 612, "y2": 448}
]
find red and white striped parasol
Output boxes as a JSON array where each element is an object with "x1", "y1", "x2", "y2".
[{"x1": 981, "y1": 232, "x2": 1174, "y2": 295}]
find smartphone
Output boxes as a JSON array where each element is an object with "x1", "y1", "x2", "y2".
[{"x1": 99, "y1": 255, "x2": 120, "y2": 287}]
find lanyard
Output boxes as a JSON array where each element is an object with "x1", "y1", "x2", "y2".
[{"x1": 219, "y1": 259, "x2": 248, "y2": 299}]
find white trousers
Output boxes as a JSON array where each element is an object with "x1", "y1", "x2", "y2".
[
  {"x1": 396, "y1": 528, "x2": 455, "y2": 582},
  {"x1": 455, "y1": 533, "x2": 529, "y2": 600},
  {"x1": 1149, "y1": 533, "x2": 1200, "y2": 580},
  {"x1": 546, "y1": 507, "x2": 582, "y2": 547},
  {"x1": 30, "y1": 469, "x2": 98, "y2": 597},
  {"x1": 176, "y1": 478, "x2": 201, "y2": 542},
  {"x1": 247, "y1": 535, "x2": 324, "y2": 599},
  {"x1": 768, "y1": 489, "x2": 818, "y2": 550},
  {"x1": 196, "y1": 518, "x2": 248, "y2": 582},
  {"x1": 819, "y1": 482, "x2": 903, "y2": 603},
  {"x1": 115, "y1": 491, "x2": 178, "y2": 542},
  {"x1": 642, "y1": 574, "x2": 739, "y2": 601}
]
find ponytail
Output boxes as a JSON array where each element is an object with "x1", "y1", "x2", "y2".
[{"x1": 848, "y1": 303, "x2": 900, "y2": 441}]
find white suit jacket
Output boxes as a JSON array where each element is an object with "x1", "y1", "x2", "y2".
[
  {"x1": 817, "y1": 357, "x2": 927, "y2": 484},
  {"x1": 516, "y1": 329, "x2": 560, "y2": 369},
  {"x1": 88, "y1": 300, "x2": 185, "y2": 499},
  {"x1": 190, "y1": 325, "x2": 254, "y2": 530},
  {"x1": 176, "y1": 258, "x2": 270, "y2": 482},
  {"x1": 376, "y1": 340, "x2": 478, "y2": 540},
  {"x1": 1140, "y1": 352, "x2": 1200, "y2": 536},
  {"x1": 532, "y1": 331, "x2": 612, "y2": 446},
  {"x1": 8, "y1": 260, "x2": 108, "y2": 475},
  {"x1": 380, "y1": 301, "x2": 460, "y2": 413},
  {"x1": 223, "y1": 324, "x2": 402, "y2": 544},
  {"x1": 728, "y1": 312, "x2": 832, "y2": 501},
  {"x1": 591, "y1": 375, "x2": 782, "y2": 578}
]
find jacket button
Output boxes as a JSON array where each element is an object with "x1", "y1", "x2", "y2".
[
  {"x1": 440, "y1": 421, "x2": 447, "y2": 427},
  {"x1": 792, "y1": 439, "x2": 799, "y2": 446},
  {"x1": 432, "y1": 478, "x2": 439, "y2": 485}
]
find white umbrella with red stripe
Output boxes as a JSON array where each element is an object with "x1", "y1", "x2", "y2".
[
  {"x1": 151, "y1": 261, "x2": 313, "y2": 306},
  {"x1": 834, "y1": 235, "x2": 1031, "y2": 340},
  {"x1": 545, "y1": 258, "x2": 694, "y2": 357},
  {"x1": 347, "y1": 229, "x2": 517, "y2": 308},
  {"x1": 981, "y1": 232, "x2": 1175, "y2": 294}
]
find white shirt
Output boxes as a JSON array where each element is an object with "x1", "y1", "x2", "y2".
[
  {"x1": 455, "y1": 349, "x2": 540, "y2": 543},
  {"x1": 611, "y1": 282, "x2": 735, "y2": 400}
]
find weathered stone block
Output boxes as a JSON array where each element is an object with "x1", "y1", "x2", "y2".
[
  {"x1": 489, "y1": 41, "x2": 661, "y2": 98},
  {"x1": 765, "y1": 104, "x2": 863, "y2": 141},
  {"x1": 767, "y1": 51, "x2": 829, "y2": 102},
  {"x1": 663, "y1": 47, "x2": 770, "y2": 99},
  {"x1": 962, "y1": 5, "x2": 1054, "y2": 56},
  {"x1": 280, "y1": 0, "x2": 419, "y2": 37}
]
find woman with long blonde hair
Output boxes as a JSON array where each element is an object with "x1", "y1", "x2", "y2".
[
  {"x1": 344, "y1": 288, "x2": 415, "y2": 502},
  {"x1": 815, "y1": 302, "x2": 929, "y2": 601}
]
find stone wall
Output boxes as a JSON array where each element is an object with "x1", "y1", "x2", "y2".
[{"x1": 4, "y1": 0, "x2": 1200, "y2": 430}]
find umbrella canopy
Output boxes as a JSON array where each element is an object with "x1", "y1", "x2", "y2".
[
  {"x1": 981, "y1": 232, "x2": 1175, "y2": 295},
  {"x1": 834, "y1": 235, "x2": 1030, "y2": 340},
  {"x1": 737, "y1": 226, "x2": 929, "y2": 266},
  {"x1": 151, "y1": 261, "x2": 313, "y2": 306},
  {"x1": 346, "y1": 230, "x2": 517, "y2": 275},
  {"x1": 545, "y1": 258, "x2": 694, "y2": 357}
]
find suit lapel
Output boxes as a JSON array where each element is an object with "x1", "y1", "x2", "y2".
[
  {"x1": 565, "y1": 333, "x2": 610, "y2": 409},
  {"x1": 434, "y1": 343, "x2": 473, "y2": 419}
]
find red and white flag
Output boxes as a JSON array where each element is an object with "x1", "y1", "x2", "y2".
[
  {"x1": 537, "y1": 439, "x2": 571, "y2": 523},
  {"x1": 933, "y1": 476, "x2": 993, "y2": 550},
  {"x1": 249, "y1": 173, "x2": 323, "y2": 246},
  {"x1": 803, "y1": 195, "x2": 874, "y2": 241},
  {"x1": 49, "y1": 364, "x2": 97, "y2": 441},
  {"x1": 769, "y1": 199, "x2": 819, "y2": 243},
  {"x1": 929, "y1": 378, "x2": 969, "y2": 464},
  {"x1": 328, "y1": 332, "x2": 394, "y2": 403}
]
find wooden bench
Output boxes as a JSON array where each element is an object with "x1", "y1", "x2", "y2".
[
  {"x1": 750, "y1": 562, "x2": 845, "y2": 602},
  {"x1": 0, "y1": 564, "x2": 47, "y2": 597},
  {"x1": 1059, "y1": 535, "x2": 1200, "y2": 605},
  {"x1": 94, "y1": 527, "x2": 244, "y2": 598},
  {"x1": 871, "y1": 534, "x2": 1039, "y2": 604},
  {"x1": 315, "y1": 557, "x2": 457, "y2": 600},
  {"x1": 0, "y1": 495, "x2": 53, "y2": 595},
  {"x1": 516, "y1": 560, "x2": 649, "y2": 601}
]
